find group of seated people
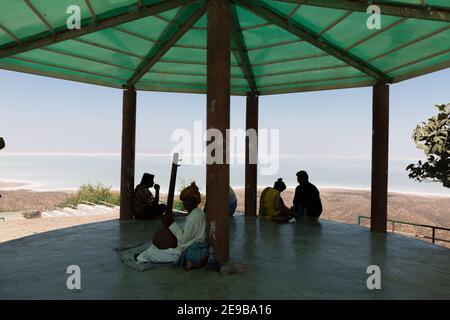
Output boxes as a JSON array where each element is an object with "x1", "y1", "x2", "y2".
[
  {"x1": 131, "y1": 170, "x2": 322, "y2": 270},
  {"x1": 259, "y1": 170, "x2": 323, "y2": 223}
]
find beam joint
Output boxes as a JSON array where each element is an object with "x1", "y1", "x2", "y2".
[{"x1": 126, "y1": 2, "x2": 206, "y2": 88}]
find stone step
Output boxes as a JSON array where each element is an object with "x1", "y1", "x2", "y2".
[{"x1": 40, "y1": 203, "x2": 119, "y2": 218}]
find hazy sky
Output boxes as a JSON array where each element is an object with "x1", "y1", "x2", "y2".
[{"x1": 0, "y1": 67, "x2": 449, "y2": 159}]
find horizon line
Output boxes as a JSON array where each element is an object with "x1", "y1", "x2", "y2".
[{"x1": 0, "y1": 151, "x2": 423, "y2": 161}]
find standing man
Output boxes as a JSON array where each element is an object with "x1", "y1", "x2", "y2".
[
  {"x1": 133, "y1": 173, "x2": 167, "y2": 220},
  {"x1": 292, "y1": 171, "x2": 323, "y2": 220}
]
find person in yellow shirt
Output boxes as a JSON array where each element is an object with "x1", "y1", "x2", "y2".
[{"x1": 259, "y1": 178, "x2": 292, "y2": 222}]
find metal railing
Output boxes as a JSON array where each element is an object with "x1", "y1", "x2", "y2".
[{"x1": 358, "y1": 215, "x2": 450, "y2": 244}]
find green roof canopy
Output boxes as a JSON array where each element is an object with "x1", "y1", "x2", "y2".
[{"x1": 0, "y1": 0, "x2": 449, "y2": 95}]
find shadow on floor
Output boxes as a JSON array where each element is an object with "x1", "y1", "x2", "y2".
[{"x1": 0, "y1": 216, "x2": 449, "y2": 299}]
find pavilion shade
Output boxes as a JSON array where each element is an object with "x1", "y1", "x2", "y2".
[
  {"x1": 428, "y1": 0, "x2": 450, "y2": 6},
  {"x1": 290, "y1": 6, "x2": 354, "y2": 34},
  {"x1": 260, "y1": 77, "x2": 375, "y2": 95},
  {"x1": 0, "y1": 1, "x2": 50, "y2": 45},
  {"x1": 0, "y1": 0, "x2": 449, "y2": 95},
  {"x1": 388, "y1": 51, "x2": 450, "y2": 78},
  {"x1": 374, "y1": 30, "x2": 450, "y2": 72},
  {"x1": 89, "y1": 0, "x2": 138, "y2": 16},
  {"x1": 159, "y1": 19, "x2": 208, "y2": 58},
  {"x1": 0, "y1": 56, "x2": 123, "y2": 88},
  {"x1": 116, "y1": 15, "x2": 175, "y2": 42},
  {"x1": 46, "y1": 40, "x2": 143, "y2": 70},
  {"x1": 248, "y1": 42, "x2": 325, "y2": 66},
  {"x1": 251, "y1": 52, "x2": 346, "y2": 76},
  {"x1": 11, "y1": 48, "x2": 134, "y2": 80},
  {"x1": 256, "y1": 67, "x2": 369, "y2": 88},
  {"x1": 319, "y1": 13, "x2": 403, "y2": 50},
  {"x1": 346, "y1": 19, "x2": 449, "y2": 62},
  {"x1": 21, "y1": 0, "x2": 92, "y2": 31},
  {"x1": 77, "y1": 28, "x2": 161, "y2": 59},
  {"x1": 150, "y1": 60, "x2": 207, "y2": 75},
  {"x1": 241, "y1": 24, "x2": 301, "y2": 50}
]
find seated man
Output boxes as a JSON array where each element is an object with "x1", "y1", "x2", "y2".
[
  {"x1": 292, "y1": 171, "x2": 323, "y2": 220},
  {"x1": 259, "y1": 178, "x2": 292, "y2": 222},
  {"x1": 136, "y1": 182, "x2": 208, "y2": 270},
  {"x1": 133, "y1": 173, "x2": 166, "y2": 220}
]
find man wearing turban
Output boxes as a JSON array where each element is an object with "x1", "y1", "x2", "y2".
[{"x1": 136, "y1": 182, "x2": 208, "y2": 268}]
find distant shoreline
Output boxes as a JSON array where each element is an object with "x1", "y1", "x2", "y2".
[
  {"x1": 1, "y1": 179, "x2": 448, "y2": 198},
  {"x1": 0, "y1": 152, "x2": 424, "y2": 161}
]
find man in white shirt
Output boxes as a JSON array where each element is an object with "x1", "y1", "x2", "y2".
[{"x1": 136, "y1": 182, "x2": 206, "y2": 264}]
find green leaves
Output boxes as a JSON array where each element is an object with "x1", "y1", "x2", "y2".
[
  {"x1": 61, "y1": 183, "x2": 120, "y2": 207},
  {"x1": 406, "y1": 103, "x2": 450, "y2": 189}
]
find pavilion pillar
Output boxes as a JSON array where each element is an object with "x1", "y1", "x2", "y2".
[
  {"x1": 206, "y1": 0, "x2": 231, "y2": 263},
  {"x1": 245, "y1": 93, "x2": 259, "y2": 217},
  {"x1": 371, "y1": 83, "x2": 389, "y2": 233},
  {"x1": 120, "y1": 89, "x2": 137, "y2": 220}
]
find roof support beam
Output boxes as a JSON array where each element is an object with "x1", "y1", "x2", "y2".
[
  {"x1": 24, "y1": 0, "x2": 55, "y2": 33},
  {"x1": 234, "y1": 0, "x2": 390, "y2": 82},
  {"x1": 120, "y1": 89, "x2": 137, "y2": 220},
  {"x1": 0, "y1": 24, "x2": 21, "y2": 44},
  {"x1": 85, "y1": 0, "x2": 97, "y2": 22},
  {"x1": 126, "y1": 3, "x2": 206, "y2": 88},
  {"x1": 275, "y1": 0, "x2": 450, "y2": 22},
  {"x1": 0, "y1": 0, "x2": 200, "y2": 59},
  {"x1": 230, "y1": 5, "x2": 258, "y2": 93},
  {"x1": 206, "y1": 0, "x2": 231, "y2": 264},
  {"x1": 371, "y1": 83, "x2": 389, "y2": 234}
]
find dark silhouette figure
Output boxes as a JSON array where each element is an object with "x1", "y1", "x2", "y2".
[
  {"x1": 0, "y1": 137, "x2": 4, "y2": 199},
  {"x1": 259, "y1": 178, "x2": 293, "y2": 222},
  {"x1": 133, "y1": 173, "x2": 166, "y2": 220},
  {"x1": 292, "y1": 171, "x2": 323, "y2": 220}
]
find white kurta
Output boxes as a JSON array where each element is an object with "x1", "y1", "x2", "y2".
[{"x1": 137, "y1": 208, "x2": 206, "y2": 264}]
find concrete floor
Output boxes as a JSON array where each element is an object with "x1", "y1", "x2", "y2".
[{"x1": 0, "y1": 216, "x2": 449, "y2": 300}]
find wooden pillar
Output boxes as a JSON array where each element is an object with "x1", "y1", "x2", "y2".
[
  {"x1": 120, "y1": 89, "x2": 137, "y2": 220},
  {"x1": 245, "y1": 93, "x2": 258, "y2": 217},
  {"x1": 206, "y1": 0, "x2": 231, "y2": 263},
  {"x1": 371, "y1": 83, "x2": 389, "y2": 233}
]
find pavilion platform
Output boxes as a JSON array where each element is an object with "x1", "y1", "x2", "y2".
[{"x1": 0, "y1": 216, "x2": 449, "y2": 300}]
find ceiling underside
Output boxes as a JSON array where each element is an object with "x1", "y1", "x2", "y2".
[{"x1": 0, "y1": 0, "x2": 449, "y2": 95}]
